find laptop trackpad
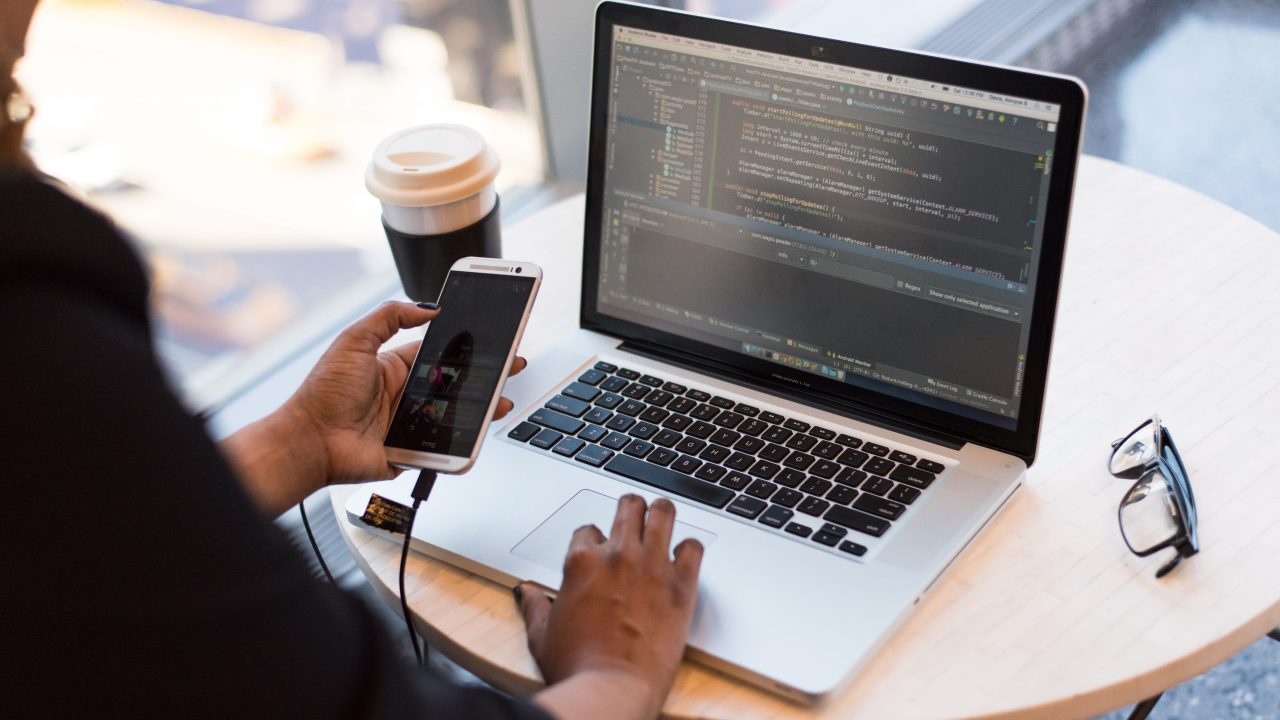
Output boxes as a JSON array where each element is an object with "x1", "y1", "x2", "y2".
[{"x1": 512, "y1": 490, "x2": 717, "y2": 573}]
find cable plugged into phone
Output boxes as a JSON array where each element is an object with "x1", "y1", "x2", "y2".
[{"x1": 399, "y1": 469, "x2": 438, "y2": 666}]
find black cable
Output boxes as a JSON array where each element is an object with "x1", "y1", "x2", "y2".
[
  {"x1": 299, "y1": 500, "x2": 336, "y2": 585},
  {"x1": 400, "y1": 469, "x2": 438, "y2": 666}
]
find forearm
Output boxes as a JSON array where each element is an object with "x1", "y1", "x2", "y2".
[
  {"x1": 219, "y1": 401, "x2": 329, "y2": 516},
  {"x1": 533, "y1": 670, "x2": 658, "y2": 720}
]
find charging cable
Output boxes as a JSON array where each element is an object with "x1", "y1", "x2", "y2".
[
  {"x1": 400, "y1": 469, "x2": 438, "y2": 665},
  {"x1": 298, "y1": 500, "x2": 336, "y2": 585}
]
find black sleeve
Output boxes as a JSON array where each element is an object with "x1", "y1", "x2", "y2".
[{"x1": 0, "y1": 243, "x2": 550, "y2": 718}]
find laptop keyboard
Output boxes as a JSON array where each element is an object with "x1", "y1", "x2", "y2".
[{"x1": 506, "y1": 360, "x2": 948, "y2": 559}]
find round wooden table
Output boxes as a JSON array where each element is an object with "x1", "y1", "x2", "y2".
[{"x1": 331, "y1": 155, "x2": 1280, "y2": 719}]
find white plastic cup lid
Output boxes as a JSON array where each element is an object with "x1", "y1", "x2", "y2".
[{"x1": 365, "y1": 124, "x2": 500, "y2": 207}]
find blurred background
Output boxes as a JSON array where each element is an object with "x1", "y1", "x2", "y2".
[{"x1": 15, "y1": 2, "x2": 1280, "y2": 716}]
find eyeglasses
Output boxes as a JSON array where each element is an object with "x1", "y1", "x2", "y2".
[{"x1": 1109, "y1": 416, "x2": 1198, "y2": 578}]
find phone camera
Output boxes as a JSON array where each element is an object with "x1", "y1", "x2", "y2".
[{"x1": 515, "y1": 267, "x2": 523, "y2": 274}]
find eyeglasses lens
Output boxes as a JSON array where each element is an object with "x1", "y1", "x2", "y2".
[
  {"x1": 1110, "y1": 420, "x2": 1158, "y2": 476},
  {"x1": 1119, "y1": 469, "x2": 1181, "y2": 554}
]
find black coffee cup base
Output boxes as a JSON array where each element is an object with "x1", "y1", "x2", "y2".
[{"x1": 383, "y1": 198, "x2": 502, "y2": 302}]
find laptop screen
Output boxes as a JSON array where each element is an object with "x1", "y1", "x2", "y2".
[{"x1": 591, "y1": 23, "x2": 1065, "y2": 433}]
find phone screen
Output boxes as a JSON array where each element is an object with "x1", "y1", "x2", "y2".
[{"x1": 385, "y1": 271, "x2": 536, "y2": 457}]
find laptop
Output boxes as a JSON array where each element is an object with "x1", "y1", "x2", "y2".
[{"x1": 348, "y1": 1, "x2": 1085, "y2": 703}]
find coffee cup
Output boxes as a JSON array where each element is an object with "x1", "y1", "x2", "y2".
[{"x1": 366, "y1": 124, "x2": 502, "y2": 301}]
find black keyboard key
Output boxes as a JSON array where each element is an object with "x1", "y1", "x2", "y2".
[
  {"x1": 662, "y1": 381, "x2": 688, "y2": 394},
  {"x1": 649, "y1": 448, "x2": 678, "y2": 467},
  {"x1": 734, "y1": 436, "x2": 766, "y2": 454},
  {"x1": 783, "y1": 451, "x2": 816, "y2": 471},
  {"x1": 724, "y1": 452, "x2": 755, "y2": 472},
  {"x1": 785, "y1": 522, "x2": 812, "y2": 538},
  {"x1": 745, "y1": 479, "x2": 778, "y2": 500},
  {"x1": 686, "y1": 421, "x2": 716, "y2": 439},
  {"x1": 576, "y1": 445, "x2": 614, "y2": 467},
  {"x1": 584, "y1": 407, "x2": 612, "y2": 425},
  {"x1": 561, "y1": 382, "x2": 601, "y2": 403},
  {"x1": 671, "y1": 455, "x2": 703, "y2": 475},
  {"x1": 508, "y1": 421, "x2": 540, "y2": 442},
  {"x1": 690, "y1": 404, "x2": 720, "y2": 421},
  {"x1": 578, "y1": 424, "x2": 608, "y2": 443},
  {"x1": 839, "y1": 540, "x2": 868, "y2": 557},
  {"x1": 713, "y1": 412, "x2": 744, "y2": 429},
  {"x1": 835, "y1": 467, "x2": 867, "y2": 487},
  {"x1": 600, "y1": 376, "x2": 628, "y2": 392},
  {"x1": 695, "y1": 464, "x2": 727, "y2": 483},
  {"x1": 798, "y1": 496, "x2": 830, "y2": 516},
  {"x1": 810, "y1": 460, "x2": 840, "y2": 479},
  {"x1": 721, "y1": 471, "x2": 751, "y2": 490},
  {"x1": 616, "y1": 400, "x2": 646, "y2": 417},
  {"x1": 863, "y1": 476, "x2": 894, "y2": 496},
  {"x1": 820, "y1": 522, "x2": 848, "y2": 538},
  {"x1": 762, "y1": 425, "x2": 793, "y2": 444},
  {"x1": 621, "y1": 384, "x2": 652, "y2": 401},
  {"x1": 709, "y1": 428, "x2": 741, "y2": 447},
  {"x1": 530, "y1": 428, "x2": 563, "y2": 449},
  {"x1": 865, "y1": 457, "x2": 895, "y2": 476},
  {"x1": 547, "y1": 395, "x2": 590, "y2": 417},
  {"x1": 727, "y1": 495, "x2": 767, "y2": 519},
  {"x1": 738, "y1": 418, "x2": 768, "y2": 436},
  {"x1": 652, "y1": 428, "x2": 682, "y2": 447},
  {"x1": 758, "y1": 504, "x2": 793, "y2": 528},
  {"x1": 604, "y1": 454, "x2": 734, "y2": 509},
  {"x1": 593, "y1": 361, "x2": 618, "y2": 373},
  {"x1": 889, "y1": 484, "x2": 921, "y2": 504},
  {"x1": 824, "y1": 505, "x2": 891, "y2": 537},
  {"x1": 646, "y1": 390, "x2": 675, "y2": 407},
  {"x1": 616, "y1": 368, "x2": 641, "y2": 380},
  {"x1": 601, "y1": 431, "x2": 632, "y2": 450},
  {"x1": 917, "y1": 458, "x2": 946, "y2": 474},
  {"x1": 661, "y1": 414, "x2": 693, "y2": 432},
  {"x1": 699, "y1": 445, "x2": 731, "y2": 464},
  {"x1": 800, "y1": 477, "x2": 833, "y2": 497},
  {"x1": 623, "y1": 440, "x2": 655, "y2": 458},
  {"x1": 748, "y1": 460, "x2": 780, "y2": 479},
  {"x1": 812, "y1": 530, "x2": 842, "y2": 547},
  {"x1": 827, "y1": 484, "x2": 858, "y2": 505},
  {"x1": 676, "y1": 437, "x2": 706, "y2": 455},
  {"x1": 710, "y1": 396, "x2": 736, "y2": 409},
  {"x1": 813, "y1": 441, "x2": 842, "y2": 460},
  {"x1": 775, "y1": 468, "x2": 806, "y2": 488},
  {"x1": 553, "y1": 437, "x2": 586, "y2": 457},
  {"x1": 758, "y1": 444, "x2": 789, "y2": 462},
  {"x1": 890, "y1": 450, "x2": 918, "y2": 465},
  {"x1": 667, "y1": 397, "x2": 697, "y2": 414},
  {"x1": 578, "y1": 369, "x2": 607, "y2": 386},
  {"x1": 639, "y1": 374, "x2": 664, "y2": 387},
  {"x1": 595, "y1": 392, "x2": 624, "y2": 409},
  {"x1": 785, "y1": 434, "x2": 818, "y2": 452},
  {"x1": 837, "y1": 449, "x2": 869, "y2": 468},
  {"x1": 784, "y1": 418, "x2": 811, "y2": 432},
  {"x1": 606, "y1": 415, "x2": 636, "y2": 432},
  {"x1": 855, "y1": 494, "x2": 906, "y2": 521},
  {"x1": 759, "y1": 411, "x2": 785, "y2": 424},
  {"x1": 734, "y1": 403, "x2": 760, "y2": 417},
  {"x1": 639, "y1": 406, "x2": 669, "y2": 424},
  {"x1": 836, "y1": 433, "x2": 863, "y2": 448},
  {"x1": 629, "y1": 422, "x2": 658, "y2": 440},
  {"x1": 808, "y1": 426, "x2": 836, "y2": 441},
  {"x1": 686, "y1": 389, "x2": 712, "y2": 402},
  {"x1": 863, "y1": 442, "x2": 890, "y2": 457},
  {"x1": 773, "y1": 488, "x2": 803, "y2": 508},
  {"x1": 529, "y1": 408, "x2": 585, "y2": 435},
  {"x1": 890, "y1": 464, "x2": 937, "y2": 489}
]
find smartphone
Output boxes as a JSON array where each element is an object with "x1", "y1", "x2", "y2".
[{"x1": 384, "y1": 257, "x2": 542, "y2": 473}]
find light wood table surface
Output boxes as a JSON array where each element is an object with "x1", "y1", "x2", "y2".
[{"x1": 330, "y1": 155, "x2": 1280, "y2": 719}]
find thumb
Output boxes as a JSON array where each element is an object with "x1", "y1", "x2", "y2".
[
  {"x1": 342, "y1": 301, "x2": 438, "y2": 354},
  {"x1": 516, "y1": 582, "x2": 554, "y2": 653}
]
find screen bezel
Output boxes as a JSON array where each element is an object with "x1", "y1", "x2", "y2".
[
  {"x1": 385, "y1": 258, "x2": 542, "y2": 473},
  {"x1": 580, "y1": 1, "x2": 1086, "y2": 464}
]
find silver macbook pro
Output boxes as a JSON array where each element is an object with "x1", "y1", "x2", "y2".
[{"x1": 348, "y1": 1, "x2": 1086, "y2": 703}]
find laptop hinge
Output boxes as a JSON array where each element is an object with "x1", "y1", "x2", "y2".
[{"x1": 618, "y1": 340, "x2": 966, "y2": 451}]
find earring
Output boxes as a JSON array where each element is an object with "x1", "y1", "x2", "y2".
[{"x1": 6, "y1": 87, "x2": 33, "y2": 125}]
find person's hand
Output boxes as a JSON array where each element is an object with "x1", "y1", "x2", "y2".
[
  {"x1": 519, "y1": 495, "x2": 705, "y2": 720},
  {"x1": 284, "y1": 301, "x2": 526, "y2": 486}
]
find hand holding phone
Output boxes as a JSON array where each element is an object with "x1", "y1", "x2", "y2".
[{"x1": 384, "y1": 257, "x2": 542, "y2": 473}]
